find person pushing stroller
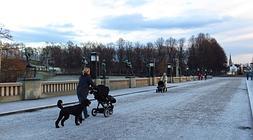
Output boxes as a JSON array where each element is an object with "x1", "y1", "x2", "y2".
[{"x1": 156, "y1": 73, "x2": 168, "y2": 93}]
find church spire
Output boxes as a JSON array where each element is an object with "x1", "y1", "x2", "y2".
[{"x1": 229, "y1": 54, "x2": 233, "y2": 66}]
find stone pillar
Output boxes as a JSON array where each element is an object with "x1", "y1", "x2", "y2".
[
  {"x1": 94, "y1": 79, "x2": 102, "y2": 86},
  {"x1": 152, "y1": 77, "x2": 157, "y2": 85},
  {"x1": 22, "y1": 78, "x2": 42, "y2": 100},
  {"x1": 149, "y1": 77, "x2": 153, "y2": 86},
  {"x1": 129, "y1": 77, "x2": 136, "y2": 88},
  {"x1": 104, "y1": 79, "x2": 110, "y2": 88}
]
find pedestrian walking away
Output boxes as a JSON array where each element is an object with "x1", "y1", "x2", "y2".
[
  {"x1": 76, "y1": 67, "x2": 95, "y2": 119},
  {"x1": 246, "y1": 71, "x2": 249, "y2": 80},
  {"x1": 250, "y1": 71, "x2": 253, "y2": 80}
]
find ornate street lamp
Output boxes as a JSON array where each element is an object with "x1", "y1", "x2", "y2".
[{"x1": 90, "y1": 52, "x2": 99, "y2": 79}]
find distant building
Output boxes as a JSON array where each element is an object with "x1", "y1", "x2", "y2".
[{"x1": 227, "y1": 54, "x2": 238, "y2": 75}]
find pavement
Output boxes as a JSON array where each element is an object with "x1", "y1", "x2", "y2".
[
  {"x1": 0, "y1": 80, "x2": 204, "y2": 116},
  {"x1": 1, "y1": 78, "x2": 253, "y2": 118},
  {"x1": 246, "y1": 79, "x2": 253, "y2": 119}
]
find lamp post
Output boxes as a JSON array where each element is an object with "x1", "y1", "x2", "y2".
[
  {"x1": 149, "y1": 60, "x2": 155, "y2": 85},
  {"x1": 175, "y1": 58, "x2": 179, "y2": 77},
  {"x1": 149, "y1": 60, "x2": 155, "y2": 77},
  {"x1": 167, "y1": 63, "x2": 172, "y2": 83},
  {"x1": 90, "y1": 52, "x2": 99, "y2": 79},
  {"x1": 101, "y1": 59, "x2": 106, "y2": 85},
  {"x1": 186, "y1": 67, "x2": 189, "y2": 76}
]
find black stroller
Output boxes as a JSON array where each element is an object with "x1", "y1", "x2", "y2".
[
  {"x1": 90, "y1": 85, "x2": 116, "y2": 117},
  {"x1": 156, "y1": 81, "x2": 167, "y2": 93}
]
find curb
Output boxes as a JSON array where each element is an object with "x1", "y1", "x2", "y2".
[{"x1": 246, "y1": 80, "x2": 253, "y2": 120}]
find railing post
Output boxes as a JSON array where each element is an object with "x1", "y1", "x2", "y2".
[
  {"x1": 152, "y1": 77, "x2": 157, "y2": 85},
  {"x1": 22, "y1": 79, "x2": 42, "y2": 100},
  {"x1": 129, "y1": 77, "x2": 136, "y2": 88}
]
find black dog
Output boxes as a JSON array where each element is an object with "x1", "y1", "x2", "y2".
[{"x1": 55, "y1": 99, "x2": 91, "y2": 128}]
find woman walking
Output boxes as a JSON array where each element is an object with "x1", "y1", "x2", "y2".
[{"x1": 77, "y1": 67, "x2": 95, "y2": 119}]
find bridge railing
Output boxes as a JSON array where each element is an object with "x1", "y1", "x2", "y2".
[
  {"x1": 41, "y1": 80, "x2": 78, "y2": 95},
  {"x1": 0, "y1": 82, "x2": 23, "y2": 102},
  {"x1": 0, "y1": 76, "x2": 203, "y2": 102}
]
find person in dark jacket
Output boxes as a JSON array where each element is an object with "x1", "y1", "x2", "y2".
[
  {"x1": 246, "y1": 71, "x2": 250, "y2": 80},
  {"x1": 76, "y1": 67, "x2": 95, "y2": 119}
]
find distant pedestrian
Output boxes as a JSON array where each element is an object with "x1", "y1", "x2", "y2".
[
  {"x1": 246, "y1": 71, "x2": 249, "y2": 80},
  {"x1": 160, "y1": 73, "x2": 168, "y2": 86},
  {"x1": 251, "y1": 71, "x2": 253, "y2": 80},
  {"x1": 76, "y1": 67, "x2": 95, "y2": 119},
  {"x1": 197, "y1": 72, "x2": 202, "y2": 80}
]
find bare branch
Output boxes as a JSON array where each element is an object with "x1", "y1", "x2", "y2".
[{"x1": 0, "y1": 27, "x2": 12, "y2": 40}]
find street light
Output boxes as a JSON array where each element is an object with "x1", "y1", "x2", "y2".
[
  {"x1": 90, "y1": 52, "x2": 99, "y2": 62},
  {"x1": 90, "y1": 52, "x2": 99, "y2": 79},
  {"x1": 101, "y1": 59, "x2": 106, "y2": 85},
  {"x1": 167, "y1": 63, "x2": 172, "y2": 83},
  {"x1": 149, "y1": 60, "x2": 155, "y2": 77},
  {"x1": 186, "y1": 67, "x2": 189, "y2": 76},
  {"x1": 175, "y1": 58, "x2": 179, "y2": 77}
]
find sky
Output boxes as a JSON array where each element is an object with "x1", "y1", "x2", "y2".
[{"x1": 0, "y1": 0, "x2": 253, "y2": 64}]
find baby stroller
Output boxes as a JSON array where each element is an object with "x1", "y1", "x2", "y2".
[
  {"x1": 156, "y1": 81, "x2": 167, "y2": 93},
  {"x1": 90, "y1": 85, "x2": 116, "y2": 117}
]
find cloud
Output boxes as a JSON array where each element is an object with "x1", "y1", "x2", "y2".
[
  {"x1": 233, "y1": 53, "x2": 253, "y2": 64},
  {"x1": 225, "y1": 45, "x2": 253, "y2": 55},
  {"x1": 125, "y1": 0, "x2": 150, "y2": 7},
  {"x1": 100, "y1": 13, "x2": 229, "y2": 31},
  {"x1": 12, "y1": 24, "x2": 77, "y2": 43},
  {"x1": 93, "y1": 0, "x2": 150, "y2": 7}
]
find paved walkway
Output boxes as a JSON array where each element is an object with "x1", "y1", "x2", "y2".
[
  {"x1": 0, "y1": 81, "x2": 203, "y2": 116},
  {"x1": 246, "y1": 79, "x2": 253, "y2": 119},
  {"x1": 2, "y1": 78, "x2": 252, "y2": 118}
]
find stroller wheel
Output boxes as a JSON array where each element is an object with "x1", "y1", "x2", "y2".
[
  {"x1": 91, "y1": 108, "x2": 97, "y2": 116},
  {"x1": 104, "y1": 108, "x2": 110, "y2": 117},
  {"x1": 109, "y1": 108, "x2": 113, "y2": 115}
]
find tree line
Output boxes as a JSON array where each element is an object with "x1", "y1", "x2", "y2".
[{"x1": 0, "y1": 30, "x2": 227, "y2": 82}]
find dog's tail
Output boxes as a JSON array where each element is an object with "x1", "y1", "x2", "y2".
[{"x1": 57, "y1": 100, "x2": 63, "y2": 109}]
